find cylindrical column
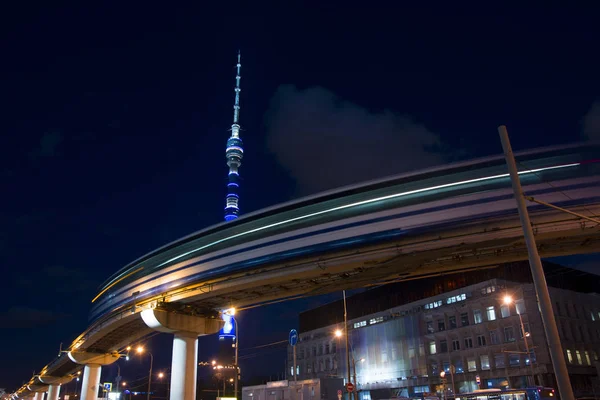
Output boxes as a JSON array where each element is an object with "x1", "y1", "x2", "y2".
[
  {"x1": 170, "y1": 332, "x2": 198, "y2": 400},
  {"x1": 34, "y1": 392, "x2": 46, "y2": 400},
  {"x1": 80, "y1": 364, "x2": 102, "y2": 400},
  {"x1": 498, "y1": 125, "x2": 574, "y2": 400},
  {"x1": 47, "y1": 385, "x2": 60, "y2": 400}
]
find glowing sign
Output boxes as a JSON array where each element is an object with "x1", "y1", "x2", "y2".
[{"x1": 219, "y1": 313, "x2": 236, "y2": 338}]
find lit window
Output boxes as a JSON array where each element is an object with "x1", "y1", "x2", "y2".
[
  {"x1": 369, "y1": 316, "x2": 383, "y2": 325},
  {"x1": 480, "y1": 355, "x2": 490, "y2": 370},
  {"x1": 353, "y1": 321, "x2": 367, "y2": 328},
  {"x1": 593, "y1": 351, "x2": 599, "y2": 361},
  {"x1": 429, "y1": 341, "x2": 437, "y2": 355},
  {"x1": 473, "y1": 309, "x2": 483, "y2": 324},
  {"x1": 576, "y1": 350, "x2": 583, "y2": 365},
  {"x1": 486, "y1": 306, "x2": 496, "y2": 321},
  {"x1": 467, "y1": 359, "x2": 477, "y2": 372},
  {"x1": 500, "y1": 305, "x2": 510, "y2": 318},
  {"x1": 584, "y1": 351, "x2": 591, "y2": 366},
  {"x1": 567, "y1": 349, "x2": 573, "y2": 363}
]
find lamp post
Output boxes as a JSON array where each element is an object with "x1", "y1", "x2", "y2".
[
  {"x1": 503, "y1": 295, "x2": 535, "y2": 386},
  {"x1": 439, "y1": 371, "x2": 447, "y2": 400},
  {"x1": 136, "y1": 346, "x2": 154, "y2": 400},
  {"x1": 222, "y1": 308, "x2": 239, "y2": 399},
  {"x1": 158, "y1": 372, "x2": 170, "y2": 399},
  {"x1": 335, "y1": 291, "x2": 357, "y2": 400},
  {"x1": 351, "y1": 358, "x2": 364, "y2": 400}
]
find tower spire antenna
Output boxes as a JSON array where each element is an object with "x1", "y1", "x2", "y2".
[{"x1": 224, "y1": 51, "x2": 244, "y2": 221}]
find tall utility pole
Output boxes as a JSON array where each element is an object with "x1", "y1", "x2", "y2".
[
  {"x1": 343, "y1": 291, "x2": 351, "y2": 400},
  {"x1": 498, "y1": 125, "x2": 574, "y2": 400},
  {"x1": 234, "y1": 328, "x2": 239, "y2": 399},
  {"x1": 147, "y1": 353, "x2": 153, "y2": 400}
]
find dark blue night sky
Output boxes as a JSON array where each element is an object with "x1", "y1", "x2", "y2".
[{"x1": 1, "y1": 2, "x2": 600, "y2": 391}]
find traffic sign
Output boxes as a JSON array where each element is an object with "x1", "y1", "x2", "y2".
[
  {"x1": 337, "y1": 390, "x2": 343, "y2": 400},
  {"x1": 103, "y1": 382, "x2": 112, "y2": 392},
  {"x1": 476, "y1": 375, "x2": 481, "y2": 385},
  {"x1": 289, "y1": 329, "x2": 298, "y2": 346},
  {"x1": 346, "y1": 383, "x2": 354, "y2": 393}
]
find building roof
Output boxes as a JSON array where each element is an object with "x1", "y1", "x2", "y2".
[{"x1": 299, "y1": 260, "x2": 599, "y2": 332}]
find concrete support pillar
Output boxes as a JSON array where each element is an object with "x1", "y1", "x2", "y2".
[
  {"x1": 140, "y1": 307, "x2": 224, "y2": 400},
  {"x1": 46, "y1": 385, "x2": 60, "y2": 400},
  {"x1": 80, "y1": 364, "x2": 101, "y2": 400},
  {"x1": 170, "y1": 333, "x2": 198, "y2": 400},
  {"x1": 68, "y1": 351, "x2": 120, "y2": 400}
]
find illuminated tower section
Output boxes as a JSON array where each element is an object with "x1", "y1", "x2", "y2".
[{"x1": 224, "y1": 51, "x2": 244, "y2": 221}]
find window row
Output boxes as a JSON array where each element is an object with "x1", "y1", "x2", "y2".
[
  {"x1": 425, "y1": 293, "x2": 468, "y2": 310},
  {"x1": 299, "y1": 342, "x2": 337, "y2": 359},
  {"x1": 428, "y1": 325, "x2": 529, "y2": 354},
  {"x1": 430, "y1": 351, "x2": 535, "y2": 375},
  {"x1": 427, "y1": 300, "x2": 526, "y2": 333},
  {"x1": 565, "y1": 349, "x2": 598, "y2": 366},
  {"x1": 305, "y1": 358, "x2": 338, "y2": 373}
]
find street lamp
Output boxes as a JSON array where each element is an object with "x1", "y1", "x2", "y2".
[
  {"x1": 503, "y1": 295, "x2": 535, "y2": 386},
  {"x1": 335, "y1": 291, "x2": 357, "y2": 400},
  {"x1": 222, "y1": 308, "x2": 240, "y2": 399},
  {"x1": 135, "y1": 346, "x2": 154, "y2": 400}
]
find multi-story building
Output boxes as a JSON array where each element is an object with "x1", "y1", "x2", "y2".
[{"x1": 288, "y1": 262, "x2": 600, "y2": 399}]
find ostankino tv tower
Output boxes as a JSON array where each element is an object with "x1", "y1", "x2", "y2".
[{"x1": 224, "y1": 52, "x2": 244, "y2": 221}]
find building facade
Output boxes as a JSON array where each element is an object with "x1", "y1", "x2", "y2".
[{"x1": 288, "y1": 263, "x2": 600, "y2": 399}]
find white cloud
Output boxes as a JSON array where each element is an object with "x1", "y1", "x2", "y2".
[{"x1": 265, "y1": 85, "x2": 445, "y2": 195}]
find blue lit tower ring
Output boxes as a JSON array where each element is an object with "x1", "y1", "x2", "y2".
[{"x1": 224, "y1": 51, "x2": 244, "y2": 222}]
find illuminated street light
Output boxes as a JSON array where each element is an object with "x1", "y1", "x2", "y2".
[
  {"x1": 122, "y1": 382, "x2": 127, "y2": 387},
  {"x1": 503, "y1": 293, "x2": 535, "y2": 385},
  {"x1": 126, "y1": 346, "x2": 131, "y2": 351},
  {"x1": 334, "y1": 329, "x2": 342, "y2": 338},
  {"x1": 136, "y1": 346, "x2": 144, "y2": 354},
  {"x1": 212, "y1": 360, "x2": 217, "y2": 366},
  {"x1": 223, "y1": 308, "x2": 236, "y2": 316},
  {"x1": 158, "y1": 372, "x2": 164, "y2": 379}
]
